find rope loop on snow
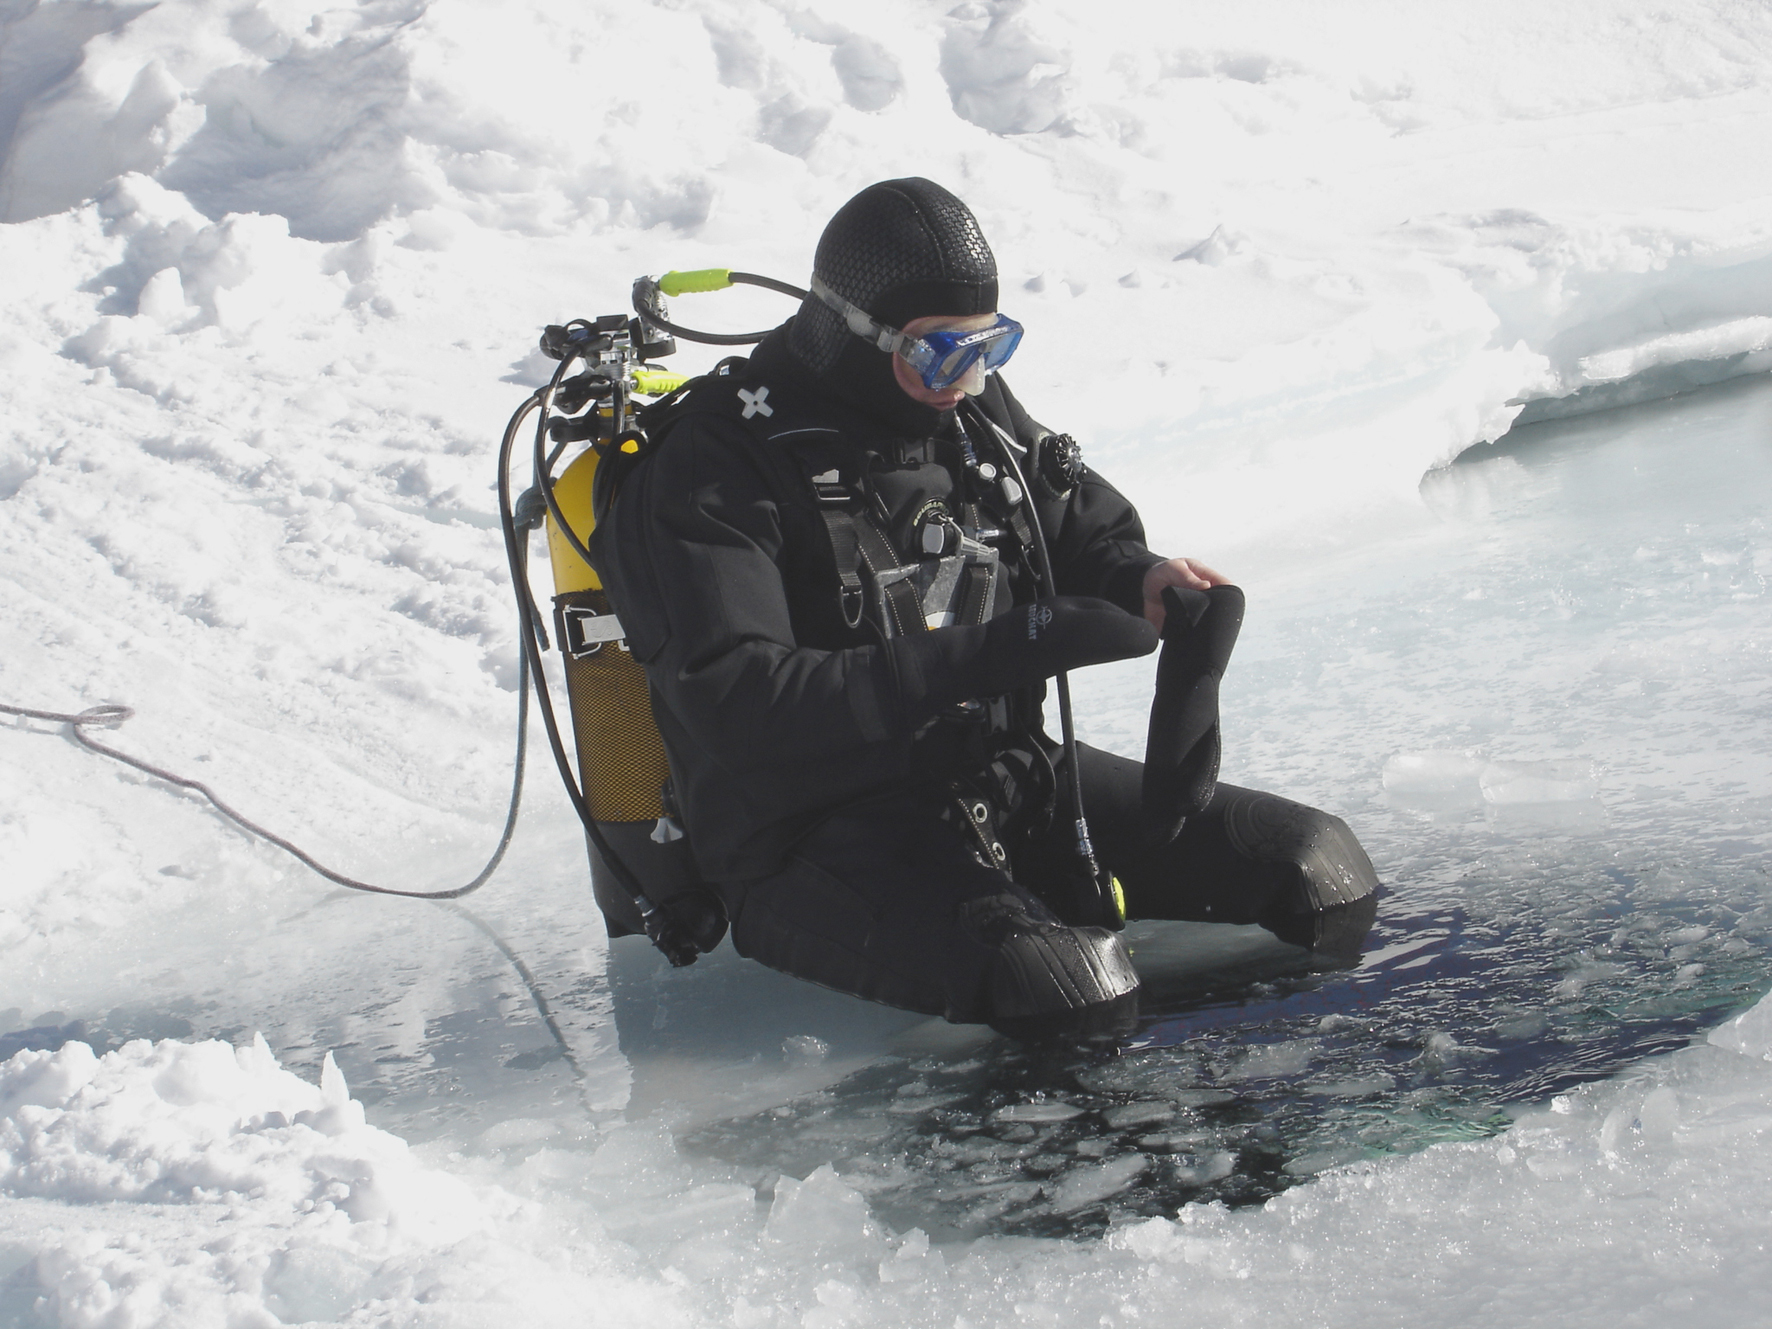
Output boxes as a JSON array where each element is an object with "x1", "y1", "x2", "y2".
[{"x1": 0, "y1": 675, "x2": 528, "y2": 901}]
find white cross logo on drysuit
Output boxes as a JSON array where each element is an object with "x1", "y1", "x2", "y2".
[{"x1": 738, "y1": 386, "x2": 774, "y2": 419}]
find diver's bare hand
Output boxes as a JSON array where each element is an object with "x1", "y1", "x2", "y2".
[{"x1": 1142, "y1": 557, "x2": 1230, "y2": 629}]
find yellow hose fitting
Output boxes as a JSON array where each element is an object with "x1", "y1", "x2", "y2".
[
  {"x1": 657, "y1": 268, "x2": 733, "y2": 296},
  {"x1": 632, "y1": 368, "x2": 690, "y2": 396}
]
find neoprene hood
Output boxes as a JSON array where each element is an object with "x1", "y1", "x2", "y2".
[{"x1": 788, "y1": 178, "x2": 1000, "y2": 377}]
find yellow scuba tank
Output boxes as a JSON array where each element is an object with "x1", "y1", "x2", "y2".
[
  {"x1": 545, "y1": 432, "x2": 720, "y2": 946},
  {"x1": 515, "y1": 272, "x2": 800, "y2": 953},
  {"x1": 544, "y1": 441, "x2": 671, "y2": 823}
]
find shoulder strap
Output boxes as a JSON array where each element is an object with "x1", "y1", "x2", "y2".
[{"x1": 672, "y1": 365, "x2": 936, "y2": 638}]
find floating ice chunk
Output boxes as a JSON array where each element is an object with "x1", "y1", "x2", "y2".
[
  {"x1": 1283, "y1": 1146, "x2": 1360, "y2": 1176},
  {"x1": 1135, "y1": 1131, "x2": 1209, "y2": 1153},
  {"x1": 994, "y1": 1101, "x2": 1085, "y2": 1123},
  {"x1": 886, "y1": 1094, "x2": 966, "y2": 1115},
  {"x1": 1171, "y1": 1150, "x2": 1235, "y2": 1186},
  {"x1": 1172, "y1": 1088, "x2": 1235, "y2": 1108},
  {"x1": 1382, "y1": 750, "x2": 1487, "y2": 813},
  {"x1": 1101, "y1": 1101, "x2": 1175, "y2": 1130},
  {"x1": 1708, "y1": 992, "x2": 1772, "y2": 1061},
  {"x1": 1417, "y1": 1031, "x2": 1464, "y2": 1073},
  {"x1": 1226, "y1": 1040, "x2": 1318, "y2": 1081},
  {"x1": 1048, "y1": 1152, "x2": 1147, "y2": 1213},
  {"x1": 1383, "y1": 749, "x2": 1486, "y2": 796},
  {"x1": 1479, "y1": 758, "x2": 1600, "y2": 804},
  {"x1": 1075, "y1": 1053, "x2": 1206, "y2": 1096}
]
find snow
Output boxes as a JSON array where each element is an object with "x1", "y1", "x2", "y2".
[{"x1": 4, "y1": 0, "x2": 1772, "y2": 1324}]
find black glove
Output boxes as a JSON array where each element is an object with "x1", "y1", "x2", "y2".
[
  {"x1": 893, "y1": 595, "x2": 1159, "y2": 724},
  {"x1": 1142, "y1": 584, "x2": 1244, "y2": 847}
]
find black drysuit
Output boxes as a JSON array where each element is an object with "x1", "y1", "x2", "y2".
[{"x1": 595, "y1": 326, "x2": 1376, "y2": 1027}]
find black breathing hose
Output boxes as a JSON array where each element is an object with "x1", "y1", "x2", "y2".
[
  {"x1": 631, "y1": 271, "x2": 809, "y2": 346},
  {"x1": 960, "y1": 399, "x2": 1113, "y2": 920}
]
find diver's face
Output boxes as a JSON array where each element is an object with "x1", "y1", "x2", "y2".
[{"x1": 892, "y1": 312, "x2": 999, "y2": 409}]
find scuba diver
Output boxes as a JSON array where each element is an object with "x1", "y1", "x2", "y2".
[{"x1": 583, "y1": 178, "x2": 1379, "y2": 1039}]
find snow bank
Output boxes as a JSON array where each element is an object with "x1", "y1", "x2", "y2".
[
  {"x1": 5, "y1": 0, "x2": 1772, "y2": 563},
  {"x1": 0, "y1": 1036, "x2": 684, "y2": 1327},
  {"x1": 5, "y1": 1001, "x2": 1772, "y2": 1326}
]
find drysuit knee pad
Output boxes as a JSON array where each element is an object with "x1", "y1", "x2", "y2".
[{"x1": 1220, "y1": 792, "x2": 1379, "y2": 957}]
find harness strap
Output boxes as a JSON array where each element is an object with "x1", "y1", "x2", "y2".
[
  {"x1": 956, "y1": 561, "x2": 995, "y2": 627},
  {"x1": 843, "y1": 506, "x2": 926, "y2": 637},
  {"x1": 1006, "y1": 504, "x2": 1036, "y2": 562},
  {"x1": 818, "y1": 509, "x2": 868, "y2": 628}
]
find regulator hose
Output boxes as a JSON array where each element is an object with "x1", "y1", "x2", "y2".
[
  {"x1": 960, "y1": 398, "x2": 1120, "y2": 928},
  {"x1": 630, "y1": 270, "x2": 808, "y2": 346}
]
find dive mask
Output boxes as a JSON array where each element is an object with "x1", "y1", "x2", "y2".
[{"x1": 810, "y1": 276, "x2": 1023, "y2": 391}]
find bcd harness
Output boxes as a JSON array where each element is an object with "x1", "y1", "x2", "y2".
[{"x1": 610, "y1": 362, "x2": 1080, "y2": 870}]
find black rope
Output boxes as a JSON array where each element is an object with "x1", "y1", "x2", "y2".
[
  {"x1": 0, "y1": 355, "x2": 693, "y2": 961},
  {"x1": 0, "y1": 401, "x2": 561, "y2": 901},
  {"x1": 0, "y1": 669, "x2": 528, "y2": 900}
]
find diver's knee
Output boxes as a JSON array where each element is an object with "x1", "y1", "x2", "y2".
[
  {"x1": 1263, "y1": 890, "x2": 1378, "y2": 958},
  {"x1": 1232, "y1": 799, "x2": 1380, "y2": 956}
]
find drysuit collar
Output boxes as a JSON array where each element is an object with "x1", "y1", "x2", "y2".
[{"x1": 751, "y1": 320, "x2": 950, "y2": 440}]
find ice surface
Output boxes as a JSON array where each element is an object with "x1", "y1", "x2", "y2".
[{"x1": 5, "y1": 0, "x2": 1772, "y2": 1323}]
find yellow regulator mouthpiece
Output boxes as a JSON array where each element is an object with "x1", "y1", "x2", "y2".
[{"x1": 657, "y1": 268, "x2": 733, "y2": 296}]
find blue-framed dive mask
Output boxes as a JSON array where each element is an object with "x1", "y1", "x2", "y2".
[{"x1": 810, "y1": 276, "x2": 1023, "y2": 391}]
